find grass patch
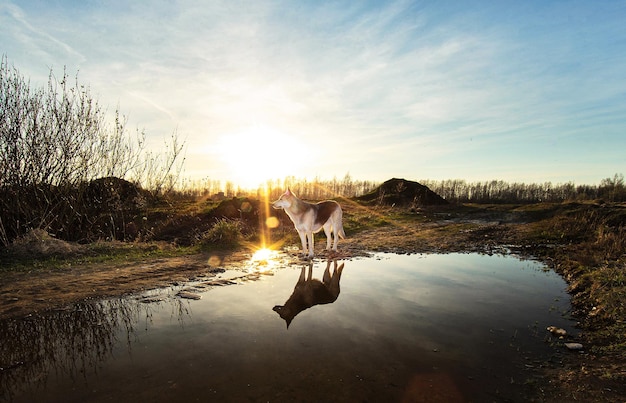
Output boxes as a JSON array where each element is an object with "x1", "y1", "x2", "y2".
[
  {"x1": 197, "y1": 218, "x2": 244, "y2": 250},
  {"x1": 0, "y1": 237, "x2": 188, "y2": 273}
]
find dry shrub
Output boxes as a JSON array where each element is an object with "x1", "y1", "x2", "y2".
[
  {"x1": 198, "y1": 219, "x2": 243, "y2": 249},
  {"x1": 8, "y1": 229, "x2": 83, "y2": 258},
  {"x1": 595, "y1": 224, "x2": 626, "y2": 262}
]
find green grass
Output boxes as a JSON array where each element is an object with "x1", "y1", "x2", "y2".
[
  {"x1": 197, "y1": 218, "x2": 244, "y2": 250},
  {"x1": 0, "y1": 241, "x2": 191, "y2": 273}
]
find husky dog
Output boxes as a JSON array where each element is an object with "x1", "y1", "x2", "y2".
[
  {"x1": 272, "y1": 188, "x2": 345, "y2": 258},
  {"x1": 273, "y1": 260, "x2": 345, "y2": 328}
]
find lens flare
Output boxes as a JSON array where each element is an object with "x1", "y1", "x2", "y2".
[
  {"x1": 207, "y1": 255, "x2": 222, "y2": 267},
  {"x1": 265, "y1": 216, "x2": 279, "y2": 229}
]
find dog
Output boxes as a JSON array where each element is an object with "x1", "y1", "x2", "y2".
[
  {"x1": 273, "y1": 260, "x2": 345, "y2": 328},
  {"x1": 272, "y1": 188, "x2": 345, "y2": 258}
]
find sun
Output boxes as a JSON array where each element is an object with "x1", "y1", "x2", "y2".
[{"x1": 217, "y1": 125, "x2": 312, "y2": 189}]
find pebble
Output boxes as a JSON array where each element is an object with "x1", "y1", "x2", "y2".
[
  {"x1": 139, "y1": 297, "x2": 165, "y2": 304},
  {"x1": 177, "y1": 291, "x2": 202, "y2": 300},
  {"x1": 203, "y1": 279, "x2": 237, "y2": 286},
  {"x1": 547, "y1": 326, "x2": 567, "y2": 337},
  {"x1": 564, "y1": 342, "x2": 584, "y2": 351}
]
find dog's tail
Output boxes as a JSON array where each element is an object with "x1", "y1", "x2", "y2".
[{"x1": 338, "y1": 226, "x2": 346, "y2": 239}]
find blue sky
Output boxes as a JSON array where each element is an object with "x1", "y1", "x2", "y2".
[{"x1": 2, "y1": 0, "x2": 625, "y2": 188}]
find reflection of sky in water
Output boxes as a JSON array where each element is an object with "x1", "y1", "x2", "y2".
[{"x1": 2, "y1": 253, "x2": 574, "y2": 402}]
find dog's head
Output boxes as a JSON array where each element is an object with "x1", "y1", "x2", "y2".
[
  {"x1": 272, "y1": 188, "x2": 294, "y2": 210},
  {"x1": 272, "y1": 305, "x2": 295, "y2": 328}
]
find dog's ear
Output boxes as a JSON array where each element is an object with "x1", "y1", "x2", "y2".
[{"x1": 286, "y1": 188, "x2": 292, "y2": 196}]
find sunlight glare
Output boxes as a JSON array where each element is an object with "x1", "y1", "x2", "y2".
[
  {"x1": 216, "y1": 125, "x2": 313, "y2": 189},
  {"x1": 247, "y1": 247, "x2": 282, "y2": 273},
  {"x1": 251, "y1": 247, "x2": 276, "y2": 263}
]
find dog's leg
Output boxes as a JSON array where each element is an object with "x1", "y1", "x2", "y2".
[
  {"x1": 323, "y1": 224, "x2": 332, "y2": 250},
  {"x1": 323, "y1": 260, "x2": 332, "y2": 283},
  {"x1": 298, "y1": 265, "x2": 306, "y2": 283},
  {"x1": 297, "y1": 230, "x2": 308, "y2": 258},
  {"x1": 307, "y1": 232, "x2": 315, "y2": 258},
  {"x1": 328, "y1": 220, "x2": 339, "y2": 251}
]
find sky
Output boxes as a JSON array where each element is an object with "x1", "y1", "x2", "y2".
[{"x1": 2, "y1": 0, "x2": 625, "y2": 189}]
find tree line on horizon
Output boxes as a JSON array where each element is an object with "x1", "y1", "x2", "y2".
[
  {"x1": 421, "y1": 174, "x2": 626, "y2": 204},
  {"x1": 179, "y1": 173, "x2": 626, "y2": 204},
  {"x1": 1, "y1": 56, "x2": 624, "y2": 248}
]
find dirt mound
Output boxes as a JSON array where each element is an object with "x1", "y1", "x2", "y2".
[
  {"x1": 355, "y1": 178, "x2": 448, "y2": 206},
  {"x1": 82, "y1": 177, "x2": 150, "y2": 241},
  {"x1": 145, "y1": 197, "x2": 262, "y2": 246},
  {"x1": 84, "y1": 176, "x2": 148, "y2": 212},
  {"x1": 211, "y1": 197, "x2": 260, "y2": 220}
]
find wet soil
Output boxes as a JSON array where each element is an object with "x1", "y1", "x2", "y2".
[
  {"x1": 0, "y1": 251, "x2": 250, "y2": 320},
  {"x1": 0, "y1": 220, "x2": 515, "y2": 320}
]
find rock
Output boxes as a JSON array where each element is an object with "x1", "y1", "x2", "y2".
[
  {"x1": 564, "y1": 342, "x2": 584, "y2": 351},
  {"x1": 177, "y1": 291, "x2": 202, "y2": 300},
  {"x1": 203, "y1": 279, "x2": 237, "y2": 286},
  {"x1": 547, "y1": 326, "x2": 567, "y2": 337},
  {"x1": 138, "y1": 296, "x2": 165, "y2": 303}
]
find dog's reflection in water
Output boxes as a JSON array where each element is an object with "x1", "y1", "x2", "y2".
[{"x1": 273, "y1": 260, "x2": 345, "y2": 328}]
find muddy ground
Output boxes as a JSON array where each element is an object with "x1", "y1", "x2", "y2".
[
  {"x1": 1, "y1": 203, "x2": 625, "y2": 402},
  {"x1": 0, "y1": 218, "x2": 516, "y2": 320}
]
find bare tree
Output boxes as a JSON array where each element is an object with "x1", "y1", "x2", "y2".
[{"x1": 0, "y1": 56, "x2": 185, "y2": 245}]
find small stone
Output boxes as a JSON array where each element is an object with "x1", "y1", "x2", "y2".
[
  {"x1": 177, "y1": 291, "x2": 202, "y2": 300},
  {"x1": 139, "y1": 297, "x2": 164, "y2": 304},
  {"x1": 547, "y1": 326, "x2": 567, "y2": 337},
  {"x1": 564, "y1": 342, "x2": 584, "y2": 351},
  {"x1": 204, "y1": 279, "x2": 236, "y2": 286}
]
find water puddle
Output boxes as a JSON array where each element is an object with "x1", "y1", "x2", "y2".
[{"x1": 0, "y1": 253, "x2": 576, "y2": 402}]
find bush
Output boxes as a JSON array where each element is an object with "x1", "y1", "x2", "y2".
[
  {"x1": 0, "y1": 56, "x2": 184, "y2": 246},
  {"x1": 198, "y1": 219, "x2": 243, "y2": 249}
]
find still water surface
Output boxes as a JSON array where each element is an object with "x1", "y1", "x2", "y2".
[{"x1": 1, "y1": 253, "x2": 575, "y2": 402}]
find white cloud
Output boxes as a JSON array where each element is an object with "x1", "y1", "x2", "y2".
[{"x1": 2, "y1": 0, "x2": 626, "y2": 185}]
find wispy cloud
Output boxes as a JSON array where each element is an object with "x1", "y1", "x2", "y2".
[
  {"x1": 2, "y1": 0, "x2": 625, "y2": 184},
  {"x1": 1, "y1": 3, "x2": 85, "y2": 69}
]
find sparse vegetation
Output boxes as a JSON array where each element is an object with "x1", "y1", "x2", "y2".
[
  {"x1": 0, "y1": 56, "x2": 184, "y2": 246},
  {"x1": 198, "y1": 219, "x2": 244, "y2": 249},
  {"x1": 179, "y1": 173, "x2": 626, "y2": 205},
  {"x1": 421, "y1": 174, "x2": 626, "y2": 204}
]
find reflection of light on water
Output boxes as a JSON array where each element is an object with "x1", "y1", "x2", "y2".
[
  {"x1": 252, "y1": 248, "x2": 275, "y2": 262},
  {"x1": 248, "y1": 184, "x2": 285, "y2": 273},
  {"x1": 4, "y1": 253, "x2": 577, "y2": 403},
  {"x1": 248, "y1": 247, "x2": 281, "y2": 272}
]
